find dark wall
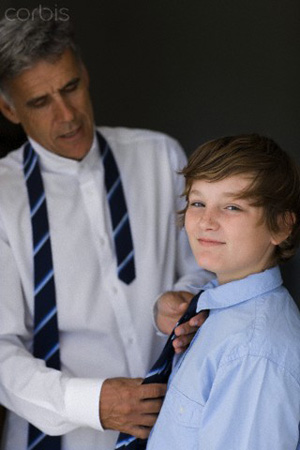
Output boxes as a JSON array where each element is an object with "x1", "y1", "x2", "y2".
[
  {"x1": 0, "y1": 0, "x2": 299, "y2": 303},
  {"x1": 1, "y1": 0, "x2": 299, "y2": 156}
]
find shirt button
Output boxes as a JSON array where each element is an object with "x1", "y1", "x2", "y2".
[
  {"x1": 112, "y1": 287, "x2": 118, "y2": 295},
  {"x1": 179, "y1": 406, "x2": 185, "y2": 415},
  {"x1": 99, "y1": 237, "x2": 105, "y2": 247}
]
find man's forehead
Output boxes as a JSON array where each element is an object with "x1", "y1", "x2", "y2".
[{"x1": 9, "y1": 49, "x2": 82, "y2": 100}]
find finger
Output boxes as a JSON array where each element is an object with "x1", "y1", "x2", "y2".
[
  {"x1": 140, "y1": 397, "x2": 164, "y2": 414},
  {"x1": 174, "y1": 321, "x2": 199, "y2": 336},
  {"x1": 177, "y1": 300, "x2": 189, "y2": 314},
  {"x1": 174, "y1": 344, "x2": 189, "y2": 354},
  {"x1": 189, "y1": 310, "x2": 209, "y2": 327},
  {"x1": 124, "y1": 377, "x2": 144, "y2": 386},
  {"x1": 124, "y1": 414, "x2": 160, "y2": 439},
  {"x1": 139, "y1": 383, "x2": 167, "y2": 400},
  {"x1": 130, "y1": 425, "x2": 152, "y2": 440},
  {"x1": 175, "y1": 346, "x2": 188, "y2": 354},
  {"x1": 172, "y1": 332, "x2": 195, "y2": 351},
  {"x1": 158, "y1": 291, "x2": 190, "y2": 315},
  {"x1": 178, "y1": 291, "x2": 194, "y2": 303},
  {"x1": 137, "y1": 412, "x2": 160, "y2": 427},
  {"x1": 160, "y1": 300, "x2": 189, "y2": 324},
  {"x1": 158, "y1": 298, "x2": 186, "y2": 317}
]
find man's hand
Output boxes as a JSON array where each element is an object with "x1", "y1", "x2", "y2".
[
  {"x1": 155, "y1": 291, "x2": 208, "y2": 353},
  {"x1": 100, "y1": 378, "x2": 167, "y2": 439}
]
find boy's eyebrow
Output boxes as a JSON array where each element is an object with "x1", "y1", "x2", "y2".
[
  {"x1": 222, "y1": 191, "x2": 245, "y2": 198},
  {"x1": 26, "y1": 77, "x2": 81, "y2": 107},
  {"x1": 189, "y1": 188, "x2": 246, "y2": 199}
]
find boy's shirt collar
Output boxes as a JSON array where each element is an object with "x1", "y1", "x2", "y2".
[{"x1": 197, "y1": 266, "x2": 283, "y2": 313}]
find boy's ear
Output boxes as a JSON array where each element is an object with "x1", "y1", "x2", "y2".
[
  {"x1": 0, "y1": 95, "x2": 20, "y2": 124},
  {"x1": 271, "y1": 212, "x2": 296, "y2": 245}
]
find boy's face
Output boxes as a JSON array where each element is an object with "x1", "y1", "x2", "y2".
[{"x1": 185, "y1": 174, "x2": 282, "y2": 285}]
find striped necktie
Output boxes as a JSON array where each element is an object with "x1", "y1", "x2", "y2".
[
  {"x1": 23, "y1": 142, "x2": 61, "y2": 450},
  {"x1": 115, "y1": 291, "x2": 203, "y2": 450},
  {"x1": 97, "y1": 131, "x2": 136, "y2": 284},
  {"x1": 23, "y1": 132, "x2": 136, "y2": 448}
]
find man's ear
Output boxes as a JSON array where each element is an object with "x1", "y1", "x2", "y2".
[
  {"x1": 0, "y1": 95, "x2": 20, "y2": 124},
  {"x1": 271, "y1": 212, "x2": 296, "y2": 245}
]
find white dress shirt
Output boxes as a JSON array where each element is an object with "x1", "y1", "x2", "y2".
[{"x1": 0, "y1": 127, "x2": 211, "y2": 450}]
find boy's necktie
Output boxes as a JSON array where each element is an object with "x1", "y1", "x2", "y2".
[{"x1": 115, "y1": 291, "x2": 203, "y2": 450}]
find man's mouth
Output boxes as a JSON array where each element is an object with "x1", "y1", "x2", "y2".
[{"x1": 59, "y1": 125, "x2": 82, "y2": 139}]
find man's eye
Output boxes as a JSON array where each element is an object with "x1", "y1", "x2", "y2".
[
  {"x1": 63, "y1": 81, "x2": 79, "y2": 93},
  {"x1": 30, "y1": 98, "x2": 48, "y2": 108}
]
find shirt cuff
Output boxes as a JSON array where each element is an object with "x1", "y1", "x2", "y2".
[{"x1": 65, "y1": 377, "x2": 103, "y2": 431}]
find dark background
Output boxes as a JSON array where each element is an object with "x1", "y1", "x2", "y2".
[{"x1": 0, "y1": 0, "x2": 299, "y2": 305}]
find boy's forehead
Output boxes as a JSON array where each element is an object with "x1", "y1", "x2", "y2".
[{"x1": 189, "y1": 173, "x2": 254, "y2": 195}]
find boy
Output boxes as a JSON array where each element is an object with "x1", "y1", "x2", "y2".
[{"x1": 147, "y1": 134, "x2": 300, "y2": 450}]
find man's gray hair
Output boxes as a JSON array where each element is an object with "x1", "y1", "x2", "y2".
[{"x1": 0, "y1": 13, "x2": 80, "y2": 99}]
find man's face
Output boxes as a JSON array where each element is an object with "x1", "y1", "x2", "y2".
[
  {"x1": 0, "y1": 49, "x2": 94, "y2": 160},
  {"x1": 185, "y1": 175, "x2": 283, "y2": 285}
]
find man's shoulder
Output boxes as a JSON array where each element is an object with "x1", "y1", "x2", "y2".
[
  {"x1": 0, "y1": 145, "x2": 27, "y2": 214},
  {"x1": 0, "y1": 144, "x2": 25, "y2": 178},
  {"x1": 97, "y1": 126, "x2": 182, "y2": 151}
]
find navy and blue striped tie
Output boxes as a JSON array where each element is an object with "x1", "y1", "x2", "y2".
[
  {"x1": 115, "y1": 291, "x2": 203, "y2": 450},
  {"x1": 97, "y1": 132, "x2": 136, "y2": 284},
  {"x1": 23, "y1": 133, "x2": 136, "y2": 448},
  {"x1": 23, "y1": 142, "x2": 61, "y2": 450}
]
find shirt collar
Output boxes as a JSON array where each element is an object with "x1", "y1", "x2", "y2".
[
  {"x1": 28, "y1": 130, "x2": 99, "y2": 175},
  {"x1": 196, "y1": 266, "x2": 283, "y2": 312}
]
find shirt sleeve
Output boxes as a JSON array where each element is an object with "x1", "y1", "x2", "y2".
[
  {"x1": 199, "y1": 355, "x2": 300, "y2": 450},
  {"x1": 0, "y1": 220, "x2": 103, "y2": 435},
  {"x1": 165, "y1": 135, "x2": 213, "y2": 293}
]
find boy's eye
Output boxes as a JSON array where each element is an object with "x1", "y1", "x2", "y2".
[
  {"x1": 189, "y1": 201, "x2": 205, "y2": 208},
  {"x1": 226, "y1": 205, "x2": 241, "y2": 211}
]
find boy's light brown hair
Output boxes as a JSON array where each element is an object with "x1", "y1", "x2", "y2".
[{"x1": 180, "y1": 133, "x2": 300, "y2": 264}]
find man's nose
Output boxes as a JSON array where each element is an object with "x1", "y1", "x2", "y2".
[{"x1": 53, "y1": 97, "x2": 75, "y2": 122}]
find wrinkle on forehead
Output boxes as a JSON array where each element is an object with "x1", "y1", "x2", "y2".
[{"x1": 9, "y1": 49, "x2": 82, "y2": 104}]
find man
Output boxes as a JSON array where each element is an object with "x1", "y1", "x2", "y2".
[{"x1": 0, "y1": 13, "x2": 211, "y2": 450}]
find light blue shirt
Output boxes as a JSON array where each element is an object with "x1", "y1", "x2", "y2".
[{"x1": 147, "y1": 267, "x2": 300, "y2": 450}]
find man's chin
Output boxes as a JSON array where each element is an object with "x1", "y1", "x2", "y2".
[{"x1": 55, "y1": 131, "x2": 93, "y2": 160}]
